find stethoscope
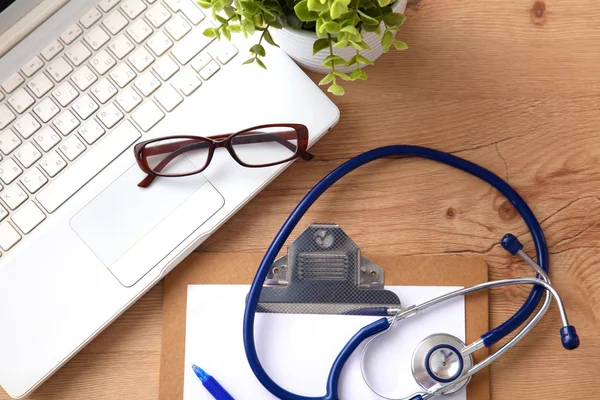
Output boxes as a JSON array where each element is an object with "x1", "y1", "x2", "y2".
[{"x1": 243, "y1": 145, "x2": 580, "y2": 400}]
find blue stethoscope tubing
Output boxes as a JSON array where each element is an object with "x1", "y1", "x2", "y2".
[{"x1": 243, "y1": 145, "x2": 548, "y2": 400}]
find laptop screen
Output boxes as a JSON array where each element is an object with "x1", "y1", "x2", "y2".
[{"x1": 0, "y1": 0, "x2": 57, "y2": 57}]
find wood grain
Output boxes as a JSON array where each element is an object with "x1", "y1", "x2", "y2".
[{"x1": 2, "y1": 0, "x2": 599, "y2": 398}]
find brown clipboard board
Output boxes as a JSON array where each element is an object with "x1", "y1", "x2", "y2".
[{"x1": 159, "y1": 252, "x2": 490, "y2": 400}]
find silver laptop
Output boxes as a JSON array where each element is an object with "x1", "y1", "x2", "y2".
[{"x1": 0, "y1": 0, "x2": 339, "y2": 397}]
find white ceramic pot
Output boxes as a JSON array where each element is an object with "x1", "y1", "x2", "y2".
[{"x1": 270, "y1": 0, "x2": 407, "y2": 74}]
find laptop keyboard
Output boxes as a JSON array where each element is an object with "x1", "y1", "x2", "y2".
[{"x1": 0, "y1": 0, "x2": 238, "y2": 254}]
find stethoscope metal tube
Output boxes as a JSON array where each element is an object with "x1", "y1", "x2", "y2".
[{"x1": 243, "y1": 146, "x2": 580, "y2": 400}]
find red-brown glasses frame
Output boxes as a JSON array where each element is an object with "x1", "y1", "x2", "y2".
[{"x1": 133, "y1": 123, "x2": 313, "y2": 188}]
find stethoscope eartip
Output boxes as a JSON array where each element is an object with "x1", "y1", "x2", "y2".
[
  {"x1": 560, "y1": 325, "x2": 580, "y2": 350},
  {"x1": 501, "y1": 233, "x2": 523, "y2": 255}
]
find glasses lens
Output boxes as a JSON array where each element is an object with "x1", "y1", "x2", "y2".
[
  {"x1": 143, "y1": 137, "x2": 210, "y2": 176},
  {"x1": 230, "y1": 126, "x2": 299, "y2": 166}
]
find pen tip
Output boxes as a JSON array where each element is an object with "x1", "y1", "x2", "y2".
[{"x1": 191, "y1": 363, "x2": 209, "y2": 382}]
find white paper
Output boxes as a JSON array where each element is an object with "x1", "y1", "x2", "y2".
[{"x1": 183, "y1": 285, "x2": 466, "y2": 400}]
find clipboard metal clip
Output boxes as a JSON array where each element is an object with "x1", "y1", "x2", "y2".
[{"x1": 257, "y1": 224, "x2": 401, "y2": 316}]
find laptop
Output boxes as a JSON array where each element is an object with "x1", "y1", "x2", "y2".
[{"x1": 0, "y1": 0, "x2": 339, "y2": 397}]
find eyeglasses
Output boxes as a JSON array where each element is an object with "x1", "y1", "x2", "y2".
[{"x1": 133, "y1": 123, "x2": 314, "y2": 188}]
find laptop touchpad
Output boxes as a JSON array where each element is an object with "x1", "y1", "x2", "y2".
[{"x1": 71, "y1": 160, "x2": 224, "y2": 287}]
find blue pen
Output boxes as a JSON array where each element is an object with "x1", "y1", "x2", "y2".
[{"x1": 191, "y1": 364, "x2": 235, "y2": 400}]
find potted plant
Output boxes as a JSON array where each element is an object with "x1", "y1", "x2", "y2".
[{"x1": 198, "y1": 0, "x2": 408, "y2": 95}]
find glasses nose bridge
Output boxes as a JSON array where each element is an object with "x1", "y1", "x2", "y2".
[{"x1": 213, "y1": 138, "x2": 228, "y2": 148}]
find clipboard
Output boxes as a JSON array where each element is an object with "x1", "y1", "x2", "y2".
[{"x1": 159, "y1": 252, "x2": 490, "y2": 400}]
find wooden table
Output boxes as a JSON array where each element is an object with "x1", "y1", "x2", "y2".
[{"x1": 5, "y1": 0, "x2": 599, "y2": 398}]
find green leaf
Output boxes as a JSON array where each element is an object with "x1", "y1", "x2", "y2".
[
  {"x1": 222, "y1": 25, "x2": 232, "y2": 40},
  {"x1": 197, "y1": 0, "x2": 212, "y2": 8},
  {"x1": 321, "y1": 21, "x2": 342, "y2": 34},
  {"x1": 322, "y1": 54, "x2": 346, "y2": 67},
  {"x1": 241, "y1": 0, "x2": 259, "y2": 13},
  {"x1": 360, "y1": 69, "x2": 368, "y2": 80},
  {"x1": 243, "y1": 57, "x2": 255, "y2": 65},
  {"x1": 356, "y1": 54, "x2": 374, "y2": 65},
  {"x1": 327, "y1": 84, "x2": 345, "y2": 96},
  {"x1": 382, "y1": 12, "x2": 406, "y2": 27},
  {"x1": 294, "y1": 0, "x2": 318, "y2": 21},
  {"x1": 392, "y1": 40, "x2": 408, "y2": 50},
  {"x1": 382, "y1": 30, "x2": 394, "y2": 51},
  {"x1": 308, "y1": 0, "x2": 329, "y2": 12},
  {"x1": 349, "y1": 40, "x2": 370, "y2": 50},
  {"x1": 286, "y1": 11, "x2": 304, "y2": 29},
  {"x1": 362, "y1": 23, "x2": 378, "y2": 32},
  {"x1": 203, "y1": 27, "x2": 218, "y2": 38},
  {"x1": 315, "y1": 17, "x2": 326, "y2": 37},
  {"x1": 357, "y1": 10, "x2": 379, "y2": 26},
  {"x1": 333, "y1": 71, "x2": 351, "y2": 81},
  {"x1": 224, "y1": 5, "x2": 236, "y2": 17},
  {"x1": 255, "y1": 58, "x2": 267, "y2": 69},
  {"x1": 377, "y1": 0, "x2": 392, "y2": 7},
  {"x1": 330, "y1": 0, "x2": 348, "y2": 19},
  {"x1": 340, "y1": 25, "x2": 359, "y2": 35},
  {"x1": 349, "y1": 67, "x2": 362, "y2": 80},
  {"x1": 345, "y1": 55, "x2": 358, "y2": 67},
  {"x1": 250, "y1": 44, "x2": 266, "y2": 57},
  {"x1": 313, "y1": 38, "x2": 330, "y2": 55},
  {"x1": 319, "y1": 72, "x2": 335, "y2": 85},
  {"x1": 228, "y1": 24, "x2": 242, "y2": 32},
  {"x1": 263, "y1": 29, "x2": 279, "y2": 47},
  {"x1": 333, "y1": 39, "x2": 349, "y2": 48},
  {"x1": 215, "y1": 14, "x2": 228, "y2": 24}
]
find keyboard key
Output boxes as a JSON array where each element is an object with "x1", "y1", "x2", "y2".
[
  {"x1": 15, "y1": 142, "x2": 42, "y2": 168},
  {"x1": 0, "y1": 158, "x2": 23, "y2": 184},
  {"x1": 127, "y1": 19, "x2": 153, "y2": 43},
  {"x1": 0, "y1": 204, "x2": 7, "y2": 221},
  {"x1": 199, "y1": 60, "x2": 220, "y2": 80},
  {"x1": 108, "y1": 34, "x2": 135, "y2": 59},
  {"x1": 210, "y1": 43, "x2": 238, "y2": 64},
  {"x1": 164, "y1": 0, "x2": 204, "y2": 24},
  {"x1": 33, "y1": 126, "x2": 61, "y2": 152},
  {"x1": 51, "y1": 81, "x2": 79, "y2": 106},
  {"x1": 21, "y1": 56, "x2": 44, "y2": 77},
  {"x1": 190, "y1": 52, "x2": 211, "y2": 72},
  {"x1": 99, "y1": 0, "x2": 121, "y2": 12},
  {"x1": 115, "y1": 87, "x2": 142, "y2": 112},
  {"x1": 154, "y1": 84, "x2": 182, "y2": 112},
  {"x1": 2, "y1": 184, "x2": 28, "y2": 210},
  {"x1": 90, "y1": 78, "x2": 117, "y2": 103},
  {"x1": 8, "y1": 88, "x2": 35, "y2": 114},
  {"x1": 83, "y1": 26, "x2": 110, "y2": 50},
  {"x1": 120, "y1": 0, "x2": 147, "y2": 19},
  {"x1": 53, "y1": 110, "x2": 80, "y2": 136},
  {"x1": 12, "y1": 201, "x2": 45, "y2": 234},
  {"x1": 41, "y1": 40, "x2": 64, "y2": 61},
  {"x1": 128, "y1": 47, "x2": 154, "y2": 71},
  {"x1": 135, "y1": 71, "x2": 161, "y2": 96},
  {"x1": 70, "y1": 65, "x2": 98, "y2": 90},
  {"x1": 0, "y1": 104, "x2": 16, "y2": 129},
  {"x1": 46, "y1": 56, "x2": 73, "y2": 82},
  {"x1": 171, "y1": 28, "x2": 214, "y2": 64},
  {"x1": 90, "y1": 49, "x2": 116, "y2": 75},
  {"x1": 153, "y1": 56, "x2": 179, "y2": 80},
  {"x1": 131, "y1": 100, "x2": 164, "y2": 131},
  {"x1": 165, "y1": 14, "x2": 191, "y2": 41},
  {"x1": 60, "y1": 24, "x2": 83, "y2": 45},
  {"x1": 0, "y1": 129, "x2": 22, "y2": 155},
  {"x1": 2, "y1": 72, "x2": 25, "y2": 94},
  {"x1": 97, "y1": 102, "x2": 124, "y2": 128},
  {"x1": 33, "y1": 97, "x2": 60, "y2": 122},
  {"x1": 109, "y1": 63, "x2": 136, "y2": 87},
  {"x1": 0, "y1": 221, "x2": 21, "y2": 250},
  {"x1": 147, "y1": 31, "x2": 173, "y2": 56},
  {"x1": 78, "y1": 119, "x2": 105, "y2": 144},
  {"x1": 171, "y1": 68, "x2": 201, "y2": 95},
  {"x1": 59, "y1": 135, "x2": 86, "y2": 161},
  {"x1": 37, "y1": 120, "x2": 141, "y2": 213},
  {"x1": 80, "y1": 7, "x2": 103, "y2": 28},
  {"x1": 27, "y1": 72, "x2": 55, "y2": 98},
  {"x1": 145, "y1": 3, "x2": 171, "y2": 28},
  {"x1": 65, "y1": 42, "x2": 92, "y2": 66},
  {"x1": 40, "y1": 150, "x2": 67, "y2": 177},
  {"x1": 14, "y1": 113, "x2": 41, "y2": 139},
  {"x1": 72, "y1": 94, "x2": 99, "y2": 119},
  {"x1": 102, "y1": 10, "x2": 129, "y2": 35},
  {"x1": 20, "y1": 167, "x2": 47, "y2": 193}
]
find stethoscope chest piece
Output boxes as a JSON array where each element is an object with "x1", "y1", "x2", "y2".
[{"x1": 411, "y1": 334, "x2": 473, "y2": 395}]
